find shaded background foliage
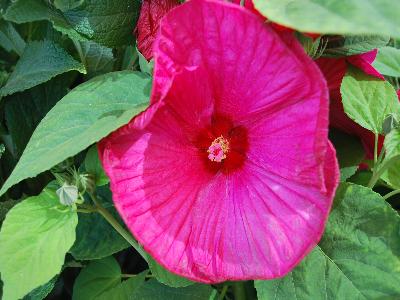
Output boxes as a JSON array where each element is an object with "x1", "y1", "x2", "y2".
[{"x1": 0, "y1": 0, "x2": 399, "y2": 299}]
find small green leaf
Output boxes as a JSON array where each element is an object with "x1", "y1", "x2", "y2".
[
  {"x1": 340, "y1": 166, "x2": 358, "y2": 182},
  {"x1": 72, "y1": 257, "x2": 146, "y2": 300},
  {"x1": 340, "y1": 66, "x2": 400, "y2": 134},
  {"x1": 323, "y1": 35, "x2": 389, "y2": 57},
  {"x1": 255, "y1": 183, "x2": 400, "y2": 300},
  {"x1": 0, "y1": 188, "x2": 78, "y2": 300},
  {"x1": 137, "y1": 48, "x2": 154, "y2": 76},
  {"x1": 0, "y1": 71, "x2": 151, "y2": 196},
  {"x1": 381, "y1": 129, "x2": 400, "y2": 189},
  {"x1": 373, "y1": 46, "x2": 400, "y2": 78},
  {"x1": 62, "y1": 0, "x2": 141, "y2": 47},
  {"x1": 84, "y1": 145, "x2": 109, "y2": 186},
  {"x1": 0, "y1": 40, "x2": 85, "y2": 97},
  {"x1": 147, "y1": 257, "x2": 194, "y2": 288},
  {"x1": 253, "y1": 0, "x2": 400, "y2": 38},
  {"x1": 53, "y1": 0, "x2": 83, "y2": 11},
  {"x1": 78, "y1": 41, "x2": 114, "y2": 79},
  {"x1": 133, "y1": 279, "x2": 213, "y2": 300},
  {"x1": 0, "y1": 19, "x2": 25, "y2": 55}
]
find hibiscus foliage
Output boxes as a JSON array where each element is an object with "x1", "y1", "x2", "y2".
[{"x1": 0, "y1": 1, "x2": 399, "y2": 300}]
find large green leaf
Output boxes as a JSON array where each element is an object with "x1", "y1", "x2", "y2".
[
  {"x1": 0, "y1": 40, "x2": 85, "y2": 97},
  {"x1": 133, "y1": 279, "x2": 213, "y2": 300},
  {"x1": 0, "y1": 71, "x2": 151, "y2": 196},
  {"x1": 3, "y1": 74, "x2": 72, "y2": 158},
  {"x1": 0, "y1": 188, "x2": 78, "y2": 300},
  {"x1": 0, "y1": 19, "x2": 25, "y2": 55},
  {"x1": 373, "y1": 47, "x2": 400, "y2": 78},
  {"x1": 147, "y1": 257, "x2": 194, "y2": 288},
  {"x1": 72, "y1": 256, "x2": 146, "y2": 300},
  {"x1": 62, "y1": 0, "x2": 140, "y2": 47},
  {"x1": 323, "y1": 35, "x2": 389, "y2": 57},
  {"x1": 340, "y1": 66, "x2": 400, "y2": 134},
  {"x1": 23, "y1": 276, "x2": 58, "y2": 300},
  {"x1": 255, "y1": 183, "x2": 400, "y2": 299},
  {"x1": 253, "y1": 0, "x2": 400, "y2": 38}
]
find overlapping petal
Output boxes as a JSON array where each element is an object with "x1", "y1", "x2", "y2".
[{"x1": 100, "y1": 0, "x2": 338, "y2": 282}]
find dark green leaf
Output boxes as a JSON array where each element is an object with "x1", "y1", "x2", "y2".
[
  {"x1": 0, "y1": 188, "x2": 78, "y2": 300},
  {"x1": 329, "y1": 129, "x2": 365, "y2": 168},
  {"x1": 77, "y1": 41, "x2": 114, "y2": 79},
  {"x1": 0, "y1": 71, "x2": 151, "y2": 196},
  {"x1": 70, "y1": 211, "x2": 129, "y2": 260},
  {"x1": 148, "y1": 257, "x2": 194, "y2": 288},
  {"x1": 133, "y1": 279, "x2": 213, "y2": 300},
  {"x1": 0, "y1": 19, "x2": 25, "y2": 55},
  {"x1": 0, "y1": 40, "x2": 85, "y2": 97},
  {"x1": 323, "y1": 35, "x2": 389, "y2": 57},
  {"x1": 373, "y1": 46, "x2": 400, "y2": 78},
  {"x1": 4, "y1": 0, "x2": 87, "y2": 41},
  {"x1": 0, "y1": 199, "x2": 17, "y2": 224},
  {"x1": 84, "y1": 145, "x2": 109, "y2": 186},
  {"x1": 255, "y1": 183, "x2": 400, "y2": 299},
  {"x1": 23, "y1": 276, "x2": 58, "y2": 300},
  {"x1": 72, "y1": 257, "x2": 146, "y2": 300},
  {"x1": 62, "y1": 0, "x2": 141, "y2": 47},
  {"x1": 253, "y1": 0, "x2": 400, "y2": 38},
  {"x1": 3, "y1": 74, "x2": 72, "y2": 158},
  {"x1": 340, "y1": 66, "x2": 400, "y2": 134}
]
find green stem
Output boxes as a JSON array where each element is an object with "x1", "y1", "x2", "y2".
[
  {"x1": 218, "y1": 283, "x2": 229, "y2": 300},
  {"x1": 232, "y1": 281, "x2": 246, "y2": 300},
  {"x1": 89, "y1": 194, "x2": 147, "y2": 259},
  {"x1": 374, "y1": 133, "x2": 379, "y2": 165},
  {"x1": 383, "y1": 189, "x2": 400, "y2": 200},
  {"x1": 72, "y1": 39, "x2": 86, "y2": 67}
]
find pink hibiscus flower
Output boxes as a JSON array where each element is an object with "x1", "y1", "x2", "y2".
[
  {"x1": 100, "y1": 0, "x2": 339, "y2": 283},
  {"x1": 316, "y1": 50, "x2": 384, "y2": 159},
  {"x1": 135, "y1": 0, "x2": 179, "y2": 60}
]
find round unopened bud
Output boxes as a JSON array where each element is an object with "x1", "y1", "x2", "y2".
[{"x1": 56, "y1": 183, "x2": 78, "y2": 206}]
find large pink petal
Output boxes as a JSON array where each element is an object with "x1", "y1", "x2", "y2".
[{"x1": 152, "y1": 0, "x2": 324, "y2": 121}]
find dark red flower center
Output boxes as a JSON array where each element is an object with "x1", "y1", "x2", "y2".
[{"x1": 195, "y1": 115, "x2": 248, "y2": 174}]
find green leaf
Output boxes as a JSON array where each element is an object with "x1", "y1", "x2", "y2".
[
  {"x1": 0, "y1": 71, "x2": 151, "y2": 196},
  {"x1": 133, "y1": 279, "x2": 213, "y2": 300},
  {"x1": 382, "y1": 129, "x2": 400, "y2": 189},
  {"x1": 70, "y1": 187, "x2": 128, "y2": 260},
  {"x1": 3, "y1": 0, "x2": 86, "y2": 41},
  {"x1": 62, "y1": 0, "x2": 141, "y2": 47},
  {"x1": 53, "y1": 0, "x2": 82, "y2": 11},
  {"x1": 147, "y1": 257, "x2": 194, "y2": 288},
  {"x1": 329, "y1": 129, "x2": 365, "y2": 168},
  {"x1": 255, "y1": 183, "x2": 400, "y2": 300},
  {"x1": 77, "y1": 41, "x2": 114, "y2": 79},
  {"x1": 340, "y1": 166, "x2": 358, "y2": 182},
  {"x1": 3, "y1": 74, "x2": 72, "y2": 158},
  {"x1": 0, "y1": 19, "x2": 25, "y2": 55},
  {"x1": 0, "y1": 188, "x2": 78, "y2": 300},
  {"x1": 23, "y1": 276, "x2": 58, "y2": 300},
  {"x1": 0, "y1": 199, "x2": 18, "y2": 224},
  {"x1": 0, "y1": 40, "x2": 85, "y2": 97},
  {"x1": 84, "y1": 145, "x2": 109, "y2": 186},
  {"x1": 137, "y1": 48, "x2": 154, "y2": 76},
  {"x1": 373, "y1": 46, "x2": 400, "y2": 78},
  {"x1": 72, "y1": 257, "x2": 146, "y2": 300},
  {"x1": 253, "y1": 0, "x2": 400, "y2": 38},
  {"x1": 323, "y1": 35, "x2": 389, "y2": 57},
  {"x1": 340, "y1": 66, "x2": 400, "y2": 134}
]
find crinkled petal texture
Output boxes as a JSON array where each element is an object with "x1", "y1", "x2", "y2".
[
  {"x1": 100, "y1": 0, "x2": 339, "y2": 283},
  {"x1": 136, "y1": 0, "x2": 178, "y2": 60}
]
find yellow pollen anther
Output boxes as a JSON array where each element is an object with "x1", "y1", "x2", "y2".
[{"x1": 207, "y1": 136, "x2": 230, "y2": 162}]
